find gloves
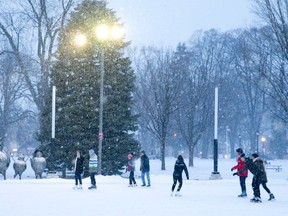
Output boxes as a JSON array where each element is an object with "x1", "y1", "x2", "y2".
[
  {"x1": 233, "y1": 173, "x2": 238, "y2": 176},
  {"x1": 231, "y1": 168, "x2": 233, "y2": 171}
]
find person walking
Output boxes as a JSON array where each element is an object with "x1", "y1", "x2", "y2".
[
  {"x1": 140, "y1": 150, "x2": 150, "y2": 187},
  {"x1": 251, "y1": 153, "x2": 275, "y2": 201},
  {"x1": 73, "y1": 150, "x2": 84, "y2": 189},
  {"x1": 127, "y1": 153, "x2": 137, "y2": 187},
  {"x1": 171, "y1": 155, "x2": 189, "y2": 196},
  {"x1": 231, "y1": 148, "x2": 248, "y2": 197},
  {"x1": 88, "y1": 149, "x2": 98, "y2": 190}
]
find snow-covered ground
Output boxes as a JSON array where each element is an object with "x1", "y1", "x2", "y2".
[{"x1": 1, "y1": 157, "x2": 287, "y2": 216}]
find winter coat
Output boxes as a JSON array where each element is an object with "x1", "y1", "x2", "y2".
[
  {"x1": 253, "y1": 157, "x2": 268, "y2": 183},
  {"x1": 232, "y1": 157, "x2": 248, "y2": 177},
  {"x1": 89, "y1": 150, "x2": 98, "y2": 173},
  {"x1": 173, "y1": 158, "x2": 189, "y2": 180},
  {"x1": 75, "y1": 155, "x2": 84, "y2": 174},
  {"x1": 127, "y1": 159, "x2": 136, "y2": 172},
  {"x1": 238, "y1": 158, "x2": 261, "y2": 177},
  {"x1": 140, "y1": 154, "x2": 150, "y2": 172}
]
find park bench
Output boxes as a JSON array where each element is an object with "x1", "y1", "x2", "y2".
[{"x1": 265, "y1": 164, "x2": 282, "y2": 172}]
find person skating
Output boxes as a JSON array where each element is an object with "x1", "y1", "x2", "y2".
[
  {"x1": 88, "y1": 149, "x2": 98, "y2": 189},
  {"x1": 251, "y1": 153, "x2": 275, "y2": 201},
  {"x1": 73, "y1": 150, "x2": 84, "y2": 189},
  {"x1": 171, "y1": 155, "x2": 189, "y2": 196},
  {"x1": 231, "y1": 148, "x2": 248, "y2": 197},
  {"x1": 234, "y1": 154, "x2": 262, "y2": 203},
  {"x1": 127, "y1": 153, "x2": 137, "y2": 187},
  {"x1": 140, "y1": 150, "x2": 150, "y2": 187}
]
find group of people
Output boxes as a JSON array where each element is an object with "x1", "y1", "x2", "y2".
[
  {"x1": 73, "y1": 149, "x2": 98, "y2": 190},
  {"x1": 126, "y1": 152, "x2": 189, "y2": 196},
  {"x1": 73, "y1": 149, "x2": 190, "y2": 196},
  {"x1": 231, "y1": 148, "x2": 275, "y2": 203},
  {"x1": 75, "y1": 147, "x2": 276, "y2": 202},
  {"x1": 126, "y1": 150, "x2": 151, "y2": 187}
]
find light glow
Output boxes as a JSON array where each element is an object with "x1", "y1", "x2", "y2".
[{"x1": 75, "y1": 34, "x2": 87, "y2": 46}]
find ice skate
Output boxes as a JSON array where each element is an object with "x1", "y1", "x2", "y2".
[
  {"x1": 250, "y1": 197, "x2": 261, "y2": 203},
  {"x1": 175, "y1": 191, "x2": 182, "y2": 197},
  {"x1": 88, "y1": 185, "x2": 97, "y2": 190},
  {"x1": 238, "y1": 191, "x2": 247, "y2": 197},
  {"x1": 268, "y1": 193, "x2": 275, "y2": 201}
]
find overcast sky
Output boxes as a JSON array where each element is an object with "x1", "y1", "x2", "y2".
[{"x1": 108, "y1": 0, "x2": 258, "y2": 47}]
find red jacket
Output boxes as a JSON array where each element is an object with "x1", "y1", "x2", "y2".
[{"x1": 232, "y1": 157, "x2": 248, "y2": 177}]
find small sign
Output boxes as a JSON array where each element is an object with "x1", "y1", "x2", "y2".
[{"x1": 98, "y1": 132, "x2": 104, "y2": 140}]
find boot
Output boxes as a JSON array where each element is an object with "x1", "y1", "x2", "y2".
[{"x1": 268, "y1": 193, "x2": 275, "y2": 201}]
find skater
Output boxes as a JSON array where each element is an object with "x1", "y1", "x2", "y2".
[
  {"x1": 88, "y1": 149, "x2": 98, "y2": 189},
  {"x1": 171, "y1": 155, "x2": 189, "y2": 196},
  {"x1": 140, "y1": 150, "x2": 150, "y2": 187},
  {"x1": 251, "y1": 153, "x2": 275, "y2": 201},
  {"x1": 231, "y1": 148, "x2": 248, "y2": 197},
  {"x1": 73, "y1": 150, "x2": 84, "y2": 189},
  {"x1": 234, "y1": 154, "x2": 262, "y2": 203},
  {"x1": 126, "y1": 153, "x2": 137, "y2": 187}
]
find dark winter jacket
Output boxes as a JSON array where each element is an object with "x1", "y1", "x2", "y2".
[
  {"x1": 173, "y1": 158, "x2": 189, "y2": 180},
  {"x1": 127, "y1": 159, "x2": 136, "y2": 172},
  {"x1": 253, "y1": 157, "x2": 268, "y2": 183},
  {"x1": 238, "y1": 157, "x2": 261, "y2": 177},
  {"x1": 75, "y1": 155, "x2": 84, "y2": 174},
  {"x1": 140, "y1": 154, "x2": 150, "y2": 172},
  {"x1": 232, "y1": 156, "x2": 248, "y2": 177}
]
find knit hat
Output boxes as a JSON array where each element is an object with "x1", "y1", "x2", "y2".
[
  {"x1": 251, "y1": 153, "x2": 259, "y2": 158},
  {"x1": 240, "y1": 153, "x2": 245, "y2": 158},
  {"x1": 236, "y1": 148, "x2": 243, "y2": 153},
  {"x1": 89, "y1": 149, "x2": 95, "y2": 156},
  {"x1": 127, "y1": 153, "x2": 133, "y2": 159}
]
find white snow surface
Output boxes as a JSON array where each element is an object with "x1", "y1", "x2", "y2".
[{"x1": 1, "y1": 157, "x2": 287, "y2": 216}]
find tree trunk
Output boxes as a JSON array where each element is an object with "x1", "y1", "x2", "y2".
[
  {"x1": 160, "y1": 138, "x2": 166, "y2": 170},
  {"x1": 189, "y1": 145, "x2": 194, "y2": 167}
]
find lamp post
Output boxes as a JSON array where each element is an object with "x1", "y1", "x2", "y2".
[
  {"x1": 238, "y1": 134, "x2": 242, "y2": 149},
  {"x1": 261, "y1": 136, "x2": 266, "y2": 160},
  {"x1": 210, "y1": 86, "x2": 222, "y2": 180},
  {"x1": 256, "y1": 131, "x2": 259, "y2": 154},
  {"x1": 75, "y1": 24, "x2": 124, "y2": 175}
]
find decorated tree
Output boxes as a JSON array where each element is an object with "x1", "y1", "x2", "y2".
[{"x1": 38, "y1": 0, "x2": 140, "y2": 175}]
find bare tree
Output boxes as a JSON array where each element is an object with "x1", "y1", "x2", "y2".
[
  {"x1": 134, "y1": 47, "x2": 182, "y2": 170},
  {"x1": 0, "y1": 53, "x2": 31, "y2": 150},
  {"x1": 0, "y1": 0, "x2": 74, "y2": 113},
  {"x1": 252, "y1": 0, "x2": 288, "y2": 122},
  {"x1": 252, "y1": 0, "x2": 288, "y2": 61},
  {"x1": 233, "y1": 28, "x2": 270, "y2": 152}
]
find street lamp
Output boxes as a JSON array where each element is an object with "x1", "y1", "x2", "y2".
[
  {"x1": 75, "y1": 24, "x2": 124, "y2": 175},
  {"x1": 261, "y1": 136, "x2": 267, "y2": 160}
]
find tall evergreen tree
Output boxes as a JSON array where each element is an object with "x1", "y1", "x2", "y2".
[{"x1": 38, "y1": 0, "x2": 140, "y2": 175}]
